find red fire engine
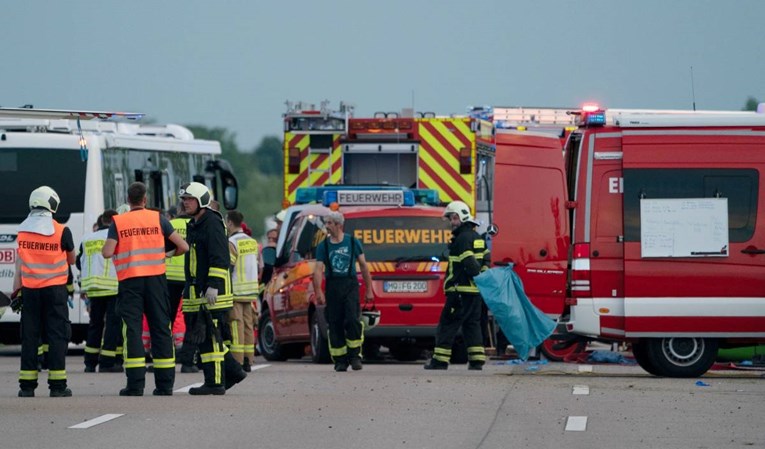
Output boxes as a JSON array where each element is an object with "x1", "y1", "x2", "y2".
[{"x1": 491, "y1": 105, "x2": 765, "y2": 376}]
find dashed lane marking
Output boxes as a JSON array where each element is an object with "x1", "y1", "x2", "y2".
[
  {"x1": 565, "y1": 416, "x2": 588, "y2": 432},
  {"x1": 69, "y1": 414, "x2": 124, "y2": 429},
  {"x1": 250, "y1": 364, "x2": 271, "y2": 371},
  {"x1": 572, "y1": 385, "x2": 590, "y2": 395},
  {"x1": 577, "y1": 365, "x2": 593, "y2": 373}
]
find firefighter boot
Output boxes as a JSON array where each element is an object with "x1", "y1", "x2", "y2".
[
  {"x1": 50, "y1": 388, "x2": 73, "y2": 397},
  {"x1": 242, "y1": 357, "x2": 252, "y2": 373},
  {"x1": 190, "y1": 363, "x2": 225, "y2": 395},
  {"x1": 468, "y1": 361, "x2": 484, "y2": 371},
  {"x1": 224, "y1": 353, "x2": 247, "y2": 390},
  {"x1": 18, "y1": 389, "x2": 35, "y2": 397},
  {"x1": 350, "y1": 357, "x2": 363, "y2": 371},
  {"x1": 423, "y1": 359, "x2": 448, "y2": 370}
]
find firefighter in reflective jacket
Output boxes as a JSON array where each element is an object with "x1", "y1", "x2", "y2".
[
  {"x1": 424, "y1": 201, "x2": 488, "y2": 370},
  {"x1": 78, "y1": 209, "x2": 122, "y2": 373},
  {"x1": 180, "y1": 182, "x2": 247, "y2": 395},
  {"x1": 14, "y1": 186, "x2": 76, "y2": 397},
  {"x1": 225, "y1": 210, "x2": 259, "y2": 372},
  {"x1": 102, "y1": 182, "x2": 188, "y2": 396},
  {"x1": 166, "y1": 201, "x2": 198, "y2": 373}
]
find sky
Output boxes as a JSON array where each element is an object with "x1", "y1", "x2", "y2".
[{"x1": 1, "y1": 1, "x2": 763, "y2": 151}]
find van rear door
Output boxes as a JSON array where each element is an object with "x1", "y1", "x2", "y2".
[{"x1": 491, "y1": 131, "x2": 570, "y2": 317}]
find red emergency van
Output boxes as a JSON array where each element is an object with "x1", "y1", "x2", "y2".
[
  {"x1": 258, "y1": 186, "x2": 456, "y2": 363},
  {"x1": 492, "y1": 106, "x2": 765, "y2": 377}
]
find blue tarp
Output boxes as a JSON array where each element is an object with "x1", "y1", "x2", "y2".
[{"x1": 474, "y1": 265, "x2": 556, "y2": 361}]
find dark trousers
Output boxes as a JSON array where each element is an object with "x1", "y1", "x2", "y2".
[
  {"x1": 199, "y1": 309, "x2": 240, "y2": 387},
  {"x1": 433, "y1": 292, "x2": 484, "y2": 364},
  {"x1": 19, "y1": 285, "x2": 70, "y2": 391},
  {"x1": 84, "y1": 294, "x2": 121, "y2": 368},
  {"x1": 324, "y1": 277, "x2": 362, "y2": 363},
  {"x1": 167, "y1": 281, "x2": 184, "y2": 327},
  {"x1": 117, "y1": 275, "x2": 174, "y2": 391},
  {"x1": 178, "y1": 311, "x2": 199, "y2": 366}
]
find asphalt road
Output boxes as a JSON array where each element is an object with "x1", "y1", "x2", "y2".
[{"x1": 0, "y1": 347, "x2": 763, "y2": 449}]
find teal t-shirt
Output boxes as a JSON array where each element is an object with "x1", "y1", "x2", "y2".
[{"x1": 315, "y1": 234, "x2": 363, "y2": 278}]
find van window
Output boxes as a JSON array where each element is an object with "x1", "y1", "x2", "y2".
[
  {"x1": 624, "y1": 168, "x2": 759, "y2": 243},
  {"x1": 345, "y1": 216, "x2": 451, "y2": 262}
]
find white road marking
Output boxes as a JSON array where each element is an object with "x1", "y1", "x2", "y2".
[
  {"x1": 174, "y1": 382, "x2": 203, "y2": 393},
  {"x1": 69, "y1": 414, "x2": 124, "y2": 429},
  {"x1": 250, "y1": 364, "x2": 271, "y2": 371},
  {"x1": 578, "y1": 365, "x2": 593, "y2": 373},
  {"x1": 572, "y1": 385, "x2": 590, "y2": 395},
  {"x1": 565, "y1": 416, "x2": 588, "y2": 431}
]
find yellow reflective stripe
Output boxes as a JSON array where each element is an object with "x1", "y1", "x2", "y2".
[
  {"x1": 209, "y1": 267, "x2": 228, "y2": 278},
  {"x1": 456, "y1": 250, "x2": 475, "y2": 262},
  {"x1": 84, "y1": 346, "x2": 100, "y2": 354},
  {"x1": 454, "y1": 286, "x2": 479, "y2": 293},
  {"x1": 346, "y1": 338, "x2": 362, "y2": 349},
  {"x1": 124, "y1": 357, "x2": 146, "y2": 369},
  {"x1": 19, "y1": 370, "x2": 38, "y2": 380},
  {"x1": 244, "y1": 344, "x2": 255, "y2": 352},
  {"x1": 329, "y1": 345, "x2": 348, "y2": 357},
  {"x1": 86, "y1": 290, "x2": 118, "y2": 297},
  {"x1": 207, "y1": 294, "x2": 233, "y2": 310},
  {"x1": 200, "y1": 352, "x2": 226, "y2": 363},
  {"x1": 48, "y1": 370, "x2": 67, "y2": 380},
  {"x1": 100, "y1": 349, "x2": 117, "y2": 357},
  {"x1": 433, "y1": 347, "x2": 451, "y2": 363},
  {"x1": 152, "y1": 358, "x2": 175, "y2": 369},
  {"x1": 233, "y1": 294, "x2": 258, "y2": 302}
]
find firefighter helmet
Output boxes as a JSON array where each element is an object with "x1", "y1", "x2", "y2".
[
  {"x1": 29, "y1": 186, "x2": 60, "y2": 213},
  {"x1": 361, "y1": 304, "x2": 381, "y2": 331},
  {"x1": 443, "y1": 200, "x2": 478, "y2": 225},
  {"x1": 179, "y1": 182, "x2": 212, "y2": 208},
  {"x1": 275, "y1": 209, "x2": 287, "y2": 223}
]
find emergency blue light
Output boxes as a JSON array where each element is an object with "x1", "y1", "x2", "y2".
[
  {"x1": 295, "y1": 185, "x2": 439, "y2": 207},
  {"x1": 584, "y1": 111, "x2": 606, "y2": 126},
  {"x1": 411, "y1": 189, "x2": 440, "y2": 206}
]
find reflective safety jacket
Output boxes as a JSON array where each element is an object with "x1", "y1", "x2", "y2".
[
  {"x1": 112, "y1": 209, "x2": 166, "y2": 281},
  {"x1": 229, "y1": 232, "x2": 259, "y2": 301},
  {"x1": 443, "y1": 223, "x2": 487, "y2": 294},
  {"x1": 18, "y1": 220, "x2": 68, "y2": 288},
  {"x1": 183, "y1": 209, "x2": 233, "y2": 312},
  {"x1": 79, "y1": 228, "x2": 118, "y2": 297},
  {"x1": 166, "y1": 217, "x2": 190, "y2": 283}
]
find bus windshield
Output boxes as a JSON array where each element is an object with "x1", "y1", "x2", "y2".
[
  {"x1": 1, "y1": 148, "x2": 86, "y2": 224},
  {"x1": 346, "y1": 216, "x2": 451, "y2": 262}
]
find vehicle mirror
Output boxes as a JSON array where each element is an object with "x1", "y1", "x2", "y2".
[{"x1": 223, "y1": 186, "x2": 237, "y2": 210}]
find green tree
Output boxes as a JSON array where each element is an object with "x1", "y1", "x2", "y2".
[
  {"x1": 254, "y1": 136, "x2": 283, "y2": 176},
  {"x1": 742, "y1": 97, "x2": 760, "y2": 111}
]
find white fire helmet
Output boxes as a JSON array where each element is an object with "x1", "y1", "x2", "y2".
[
  {"x1": 443, "y1": 200, "x2": 479, "y2": 225},
  {"x1": 179, "y1": 182, "x2": 212, "y2": 208},
  {"x1": 361, "y1": 304, "x2": 381, "y2": 331},
  {"x1": 29, "y1": 186, "x2": 60, "y2": 213}
]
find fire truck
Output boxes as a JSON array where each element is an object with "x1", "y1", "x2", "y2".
[
  {"x1": 492, "y1": 104, "x2": 765, "y2": 377},
  {"x1": 0, "y1": 107, "x2": 238, "y2": 344}
]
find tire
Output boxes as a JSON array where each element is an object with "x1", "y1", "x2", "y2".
[
  {"x1": 258, "y1": 310, "x2": 287, "y2": 361},
  {"x1": 646, "y1": 337, "x2": 718, "y2": 378},
  {"x1": 539, "y1": 336, "x2": 587, "y2": 362},
  {"x1": 631, "y1": 339, "x2": 662, "y2": 376},
  {"x1": 309, "y1": 312, "x2": 331, "y2": 364},
  {"x1": 389, "y1": 343, "x2": 424, "y2": 362}
]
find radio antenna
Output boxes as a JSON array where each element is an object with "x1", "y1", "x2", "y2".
[{"x1": 690, "y1": 66, "x2": 697, "y2": 111}]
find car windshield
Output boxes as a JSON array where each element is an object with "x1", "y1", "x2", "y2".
[{"x1": 346, "y1": 216, "x2": 451, "y2": 262}]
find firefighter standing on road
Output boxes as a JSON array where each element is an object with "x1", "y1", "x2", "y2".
[
  {"x1": 225, "y1": 210, "x2": 260, "y2": 372},
  {"x1": 78, "y1": 209, "x2": 123, "y2": 373},
  {"x1": 313, "y1": 210, "x2": 374, "y2": 372},
  {"x1": 180, "y1": 182, "x2": 247, "y2": 395},
  {"x1": 424, "y1": 201, "x2": 488, "y2": 370},
  {"x1": 13, "y1": 186, "x2": 75, "y2": 398},
  {"x1": 102, "y1": 182, "x2": 188, "y2": 396}
]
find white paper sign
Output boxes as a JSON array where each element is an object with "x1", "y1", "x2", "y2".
[{"x1": 640, "y1": 198, "x2": 728, "y2": 258}]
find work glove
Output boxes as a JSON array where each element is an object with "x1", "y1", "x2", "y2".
[
  {"x1": 10, "y1": 288, "x2": 22, "y2": 313},
  {"x1": 205, "y1": 287, "x2": 218, "y2": 306}
]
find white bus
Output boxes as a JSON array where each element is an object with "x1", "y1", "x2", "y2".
[{"x1": 0, "y1": 108, "x2": 238, "y2": 344}]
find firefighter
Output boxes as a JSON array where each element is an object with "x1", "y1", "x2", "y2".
[
  {"x1": 14, "y1": 186, "x2": 75, "y2": 397},
  {"x1": 424, "y1": 201, "x2": 488, "y2": 370},
  {"x1": 78, "y1": 209, "x2": 123, "y2": 373},
  {"x1": 225, "y1": 210, "x2": 259, "y2": 372},
  {"x1": 102, "y1": 182, "x2": 188, "y2": 396},
  {"x1": 312, "y1": 210, "x2": 374, "y2": 372},
  {"x1": 180, "y1": 182, "x2": 247, "y2": 395},
  {"x1": 166, "y1": 201, "x2": 198, "y2": 373}
]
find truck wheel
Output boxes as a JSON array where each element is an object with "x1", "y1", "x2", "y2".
[
  {"x1": 631, "y1": 339, "x2": 662, "y2": 376},
  {"x1": 646, "y1": 337, "x2": 718, "y2": 378},
  {"x1": 539, "y1": 337, "x2": 587, "y2": 362},
  {"x1": 389, "y1": 344, "x2": 423, "y2": 362},
  {"x1": 310, "y1": 313, "x2": 331, "y2": 364},
  {"x1": 258, "y1": 310, "x2": 287, "y2": 361}
]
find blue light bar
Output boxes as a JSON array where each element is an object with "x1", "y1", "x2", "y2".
[
  {"x1": 584, "y1": 111, "x2": 606, "y2": 126},
  {"x1": 295, "y1": 185, "x2": 440, "y2": 207}
]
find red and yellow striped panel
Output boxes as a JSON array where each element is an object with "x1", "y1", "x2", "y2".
[
  {"x1": 416, "y1": 118, "x2": 476, "y2": 212},
  {"x1": 284, "y1": 133, "x2": 342, "y2": 205}
]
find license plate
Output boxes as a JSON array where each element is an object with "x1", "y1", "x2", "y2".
[{"x1": 383, "y1": 280, "x2": 428, "y2": 293}]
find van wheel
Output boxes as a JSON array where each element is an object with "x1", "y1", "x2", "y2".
[
  {"x1": 646, "y1": 337, "x2": 718, "y2": 378},
  {"x1": 539, "y1": 337, "x2": 587, "y2": 362},
  {"x1": 310, "y1": 313, "x2": 331, "y2": 364},
  {"x1": 631, "y1": 340, "x2": 662, "y2": 376},
  {"x1": 258, "y1": 310, "x2": 287, "y2": 361}
]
